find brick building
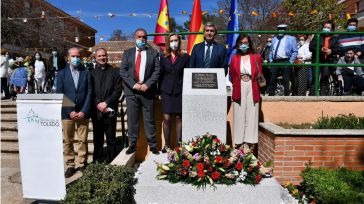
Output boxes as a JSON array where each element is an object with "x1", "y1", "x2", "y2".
[{"x1": 340, "y1": 0, "x2": 364, "y2": 30}]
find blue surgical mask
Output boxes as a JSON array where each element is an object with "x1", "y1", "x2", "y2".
[
  {"x1": 136, "y1": 39, "x2": 146, "y2": 49},
  {"x1": 347, "y1": 25, "x2": 356, "y2": 32},
  {"x1": 266, "y1": 42, "x2": 272, "y2": 47},
  {"x1": 71, "y1": 57, "x2": 81, "y2": 67},
  {"x1": 322, "y1": 28, "x2": 331, "y2": 33},
  {"x1": 239, "y1": 44, "x2": 249, "y2": 52},
  {"x1": 170, "y1": 41, "x2": 179, "y2": 51}
]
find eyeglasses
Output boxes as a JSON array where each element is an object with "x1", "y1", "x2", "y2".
[{"x1": 266, "y1": 41, "x2": 272, "y2": 43}]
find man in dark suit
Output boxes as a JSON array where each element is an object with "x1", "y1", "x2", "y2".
[
  {"x1": 49, "y1": 47, "x2": 66, "y2": 91},
  {"x1": 56, "y1": 47, "x2": 92, "y2": 178},
  {"x1": 90, "y1": 48, "x2": 122, "y2": 163},
  {"x1": 189, "y1": 22, "x2": 228, "y2": 75},
  {"x1": 120, "y1": 28, "x2": 160, "y2": 155}
]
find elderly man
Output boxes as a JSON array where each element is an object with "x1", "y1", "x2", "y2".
[
  {"x1": 120, "y1": 28, "x2": 160, "y2": 155},
  {"x1": 56, "y1": 47, "x2": 92, "y2": 178},
  {"x1": 90, "y1": 48, "x2": 122, "y2": 163},
  {"x1": 189, "y1": 22, "x2": 228, "y2": 75}
]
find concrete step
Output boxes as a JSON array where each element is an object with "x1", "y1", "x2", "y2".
[
  {"x1": 1, "y1": 152, "x2": 94, "y2": 163},
  {"x1": 1, "y1": 131, "x2": 96, "y2": 142},
  {"x1": 0, "y1": 107, "x2": 17, "y2": 114}
]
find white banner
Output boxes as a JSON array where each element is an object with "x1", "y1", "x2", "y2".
[{"x1": 17, "y1": 95, "x2": 66, "y2": 200}]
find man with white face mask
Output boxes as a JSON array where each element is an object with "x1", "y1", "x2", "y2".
[
  {"x1": 56, "y1": 47, "x2": 92, "y2": 178},
  {"x1": 120, "y1": 28, "x2": 160, "y2": 155}
]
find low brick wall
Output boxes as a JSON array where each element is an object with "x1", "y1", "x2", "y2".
[{"x1": 258, "y1": 123, "x2": 364, "y2": 185}]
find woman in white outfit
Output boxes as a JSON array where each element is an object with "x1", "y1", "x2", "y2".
[{"x1": 32, "y1": 52, "x2": 47, "y2": 93}]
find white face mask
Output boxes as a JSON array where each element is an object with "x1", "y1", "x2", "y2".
[
  {"x1": 52, "y1": 51, "x2": 57, "y2": 56},
  {"x1": 35, "y1": 55, "x2": 40, "y2": 60},
  {"x1": 170, "y1": 41, "x2": 179, "y2": 51},
  {"x1": 299, "y1": 40, "x2": 305, "y2": 46}
]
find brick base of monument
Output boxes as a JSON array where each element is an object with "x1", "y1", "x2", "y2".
[{"x1": 258, "y1": 123, "x2": 364, "y2": 185}]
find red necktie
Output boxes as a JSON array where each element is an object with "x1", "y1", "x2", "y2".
[{"x1": 135, "y1": 49, "x2": 141, "y2": 82}]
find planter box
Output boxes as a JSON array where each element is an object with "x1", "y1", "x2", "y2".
[{"x1": 258, "y1": 122, "x2": 364, "y2": 185}]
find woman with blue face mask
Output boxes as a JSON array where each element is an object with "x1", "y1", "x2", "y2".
[
  {"x1": 229, "y1": 34, "x2": 263, "y2": 150},
  {"x1": 158, "y1": 33, "x2": 190, "y2": 153}
]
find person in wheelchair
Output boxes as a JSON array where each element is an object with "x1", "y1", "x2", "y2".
[{"x1": 336, "y1": 48, "x2": 364, "y2": 95}]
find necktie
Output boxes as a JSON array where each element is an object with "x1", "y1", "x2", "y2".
[
  {"x1": 204, "y1": 44, "x2": 211, "y2": 68},
  {"x1": 273, "y1": 37, "x2": 282, "y2": 61},
  {"x1": 135, "y1": 49, "x2": 141, "y2": 82}
]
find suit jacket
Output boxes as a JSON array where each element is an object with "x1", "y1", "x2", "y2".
[
  {"x1": 49, "y1": 54, "x2": 66, "y2": 71},
  {"x1": 159, "y1": 53, "x2": 190, "y2": 95},
  {"x1": 120, "y1": 47, "x2": 160, "y2": 96},
  {"x1": 56, "y1": 64, "x2": 92, "y2": 119},
  {"x1": 269, "y1": 35, "x2": 298, "y2": 64},
  {"x1": 90, "y1": 64, "x2": 122, "y2": 117},
  {"x1": 189, "y1": 41, "x2": 228, "y2": 74},
  {"x1": 309, "y1": 35, "x2": 339, "y2": 63},
  {"x1": 229, "y1": 53, "x2": 262, "y2": 103}
]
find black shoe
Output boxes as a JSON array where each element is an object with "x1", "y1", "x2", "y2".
[
  {"x1": 150, "y1": 148, "x2": 160, "y2": 155},
  {"x1": 161, "y1": 145, "x2": 169, "y2": 153},
  {"x1": 79, "y1": 166, "x2": 86, "y2": 173},
  {"x1": 1, "y1": 96, "x2": 10, "y2": 100},
  {"x1": 125, "y1": 146, "x2": 136, "y2": 155},
  {"x1": 65, "y1": 167, "x2": 76, "y2": 178}
]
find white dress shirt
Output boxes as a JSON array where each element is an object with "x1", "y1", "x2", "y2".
[
  {"x1": 135, "y1": 46, "x2": 147, "y2": 83},
  {"x1": 240, "y1": 56, "x2": 251, "y2": 75},
  {"x1": 204, "y1": 41, "x2": 214, "y2": 59}
]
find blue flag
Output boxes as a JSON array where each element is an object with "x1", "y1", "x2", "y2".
[{"x1": 226, "y1": 0, "x2": 239, "y2": 60}]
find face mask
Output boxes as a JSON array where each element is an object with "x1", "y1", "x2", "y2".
[
  {"x1": 347, "y1": 25, "x2": 356, "y2": 32},
  {"x1": 266, "y1": 42, "x2": 272, "y2": 47},
  {"x1": 239, "y1": 44, "x2": 249, "y2": 53},
  {"x1": 170, "y1": 41, "x2": 179, "y2": 51},
  {"x1": 92, "y1": 59, "x2": 96, "y2": 63},
  {"x1": 5, "y1": 55, "x2": 9, "y2": 59},
  {"x1": 52, "y1": 51, "x2": 57, "y2": 56},
  {"x1": 83, "y1": 60, "x2": 87, "y2": 64},
  {"x1": 71, "y1": 57, "x2": 81, "y2": 67},
  {"x1": 322, "y1": 28, "x2": 331, "y2": 33},
  {"x1": 136, "y1": 39, "x2": 146, "y2": 49},
  {"x1": 24, "y1": 62, "x2": 29, "y2": 67},
  {"x1": 299, "y1": 40, "x2": 305, "y2": 46},
  {"x1": 35, "y1": 55, "x2": 40, "y2": 60}
]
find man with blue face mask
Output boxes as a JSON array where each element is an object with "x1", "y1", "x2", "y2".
[
  {"x1": 120, "y1": 28, "x2": 160, "y2": 155},
  {"x1": 268, "y1": 24, "x2": 298, "y2": 96},
  {"x1": 56, "y1": 47, "x2": 92, "y2": 178},
  {"x1": 337, "y1": 18, "x2": 364, "y2": 59}
]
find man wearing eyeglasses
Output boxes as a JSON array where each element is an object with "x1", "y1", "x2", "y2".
[
  {"x1": 90, "y1": 48, "x2": 122, "y2": 164},
  {"x1": 56, "y1": 47, "x2": 92, "y2": 178}
]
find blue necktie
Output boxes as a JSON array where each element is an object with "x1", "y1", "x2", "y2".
[
  {"x1": 273, "y1": 37, "x2": 282, "y2": 61},
  {"x1": 204, "y1": 44, "x2": 211, "y2": 68}
]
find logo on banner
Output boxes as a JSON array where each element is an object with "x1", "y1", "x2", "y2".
[{"x1": 24, "y1": 109, "x2": 60, "y2": 127}]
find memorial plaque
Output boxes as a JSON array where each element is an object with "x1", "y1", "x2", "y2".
[{"x1": 192, "y1": 73, "x2": 218, "y2": 89}]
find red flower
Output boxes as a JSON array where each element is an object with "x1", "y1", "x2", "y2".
[
  {"x1": 213, "y1": 138, "x2": 221, "y2": 143},
  {"x1": 192, "y1": 142, "x2": 197, "y2": 147},
  {"x1": 196, "y1": 162, "x2": 204, "y2": 171},
  {"x1": 211, "y1": 171, "x2": 221, "y2": 180},
  {"x1": 236, "y1": 162, "x2": 243, "y2": 171},
  {"x1": 219, "y1": 145, "x2": 227, "y2": 152},
  {"x1": 182, "y1": 170, "x2": 188, "y2": 177},
  {"x1": 257, "y1": 161, "x2": 261, "y2": 168},
  {"x1": 256, "y1": 174, "x2": 262, "y2": 183},
  {"x1": 249, "y1": 166, "x2": 253, "y2": 172},
  {"x1": 175, "y1": 147, "x2": 181, "y2": 153},
  {"x1": 223, "y1": 161, "x2": 231, "y2": 168},
  {"x1": 208, "y1": 166, "x2": 214, "y2": 172},
  {"x1": 198, "y1": 170, "x2": 205, "y2": 178},
  {"x1": 215, "y1": 156, "x2": 223, "y2": 163},
  {"x1": 183, "y1": 160, "x2": 190, "y2": 168}
]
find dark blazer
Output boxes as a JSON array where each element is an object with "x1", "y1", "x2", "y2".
[
  {"x1": 120, "y1": 47, "x2": 160, "y2": 96},
  {"x1": 159, "y1": 53, "x2": 190, "y2": 95},
  {"x1": 49, "y1": 54, "x2": 66, "y2": 71},
  {"x1": 56, "y1": 64, "x2": 92, "y2": 119},
  {"x1": 309, "y1": 35, "x2": 339, "y2": 63},
  {"x1": 189, "y1": 41, "x2": 228, "y2": 74},
  {"x1": 90, "y1": 64, "x2": 122, "y2": 116}
]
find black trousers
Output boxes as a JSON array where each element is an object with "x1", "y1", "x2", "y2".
[
  {"x1": 268, "y1": 59, "x2": 291, "y2": 96},
  {"x1": 92, "y1": 115, "x2": 117, "y2": 163},
  {"x1": 1, "y1": 77, "x2": 10, "y2": 98},
  {"x1": 126, "y1": 94, "x2": 157, "y2": 149},
  {"x1": 342, "y1": 74, "x2": 364, "y2": 93}
]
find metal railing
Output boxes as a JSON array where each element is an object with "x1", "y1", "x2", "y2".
[{"x1": 148, "y1": 30, "x2": 364, "y2": 96}]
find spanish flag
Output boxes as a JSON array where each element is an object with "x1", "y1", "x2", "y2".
[
  {"x1": 154, "y1": 0, "x2": 170, "y2": 50},
  {"x1": 187, "y1": 0, "x2": 204, "y2": 54}
]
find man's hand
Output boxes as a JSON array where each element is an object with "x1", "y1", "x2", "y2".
[
  {"x1": 140, "y1": 84, "x2": 149, "y2": 92},
  {"x1": 77, "y1": 112, "x2": 85, "y2": 119},
  {"x1": 97, "y1": 102, "x2": 108, "y2": 112},
  {"x1": 70, "y1": 111, "x2": 77, "y2": 119},
  {"x1": 133, "y1": 83, "x2": 142, "y2": 91}
]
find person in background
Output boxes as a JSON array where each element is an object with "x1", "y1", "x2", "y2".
[
  {"x1": 189, "y1": 22, "x2": 228, "y2": 75},
  {"x1": 260, "y1": 37, "x2": 272, "y2": 95},
  {"x1": 49, "y1": 47, "x2": 66, "y2": 91},
  {"x1": 229, "y1": 34, "x2": 262, "y2": 148},
  {"x1": 293, "y1": 34, "x2": 312, "y2": 96},
  {"x1": 87, "y1": 56, "x2": 96, "y2": 71},
  {"x1": 90, "y1": 48, "x2": 122, "y2": 163},
  {"x1": 10, "y1": 57, "x2": 28, "y2": 98},
  {"x1": 309, "y1": 20, "x2": 339, "y2": 96},
  {"x1": 336, "y1": 48, "x2": 364, "y2": 95},
  {"x1": 268, "y1": 24, "x2": 298, "y2": 96},
  {"x1": 337, "y1": 18, "x2": 364, "y2": 59},
  {"x1": 32, "y1": 52, "x2": 47, "y2": 93},
  {"x1": 56, "y1": 47, "x2": 92, "y2": 178},
  {"x1": 159, "y1": 33, "x2": 190, "y2": 153},
  {"x1": 24, "y1": 56, "x2": 35, "y2": 93},
  {"x1": 1, "y1": 49, "x2": 11, "y2": 100},
  {"x1": 120, "y1": 28, "x2": 160, "y2": 155}
]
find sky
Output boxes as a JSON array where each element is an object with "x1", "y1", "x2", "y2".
[{"x1": 47, "y1": 0, "x2": 220, "y2": 42}]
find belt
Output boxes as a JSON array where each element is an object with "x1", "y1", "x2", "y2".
[{"x1": 240, "y1": 74, "x2": 251, "y2": 82}]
